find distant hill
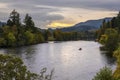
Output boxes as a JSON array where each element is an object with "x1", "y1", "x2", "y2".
[
  {"x1": 59, "y1": 18, "x2": 112, "y2": 32},
  {"x1": 0, "y1": 21, "x2": 6, "y2": 27}
]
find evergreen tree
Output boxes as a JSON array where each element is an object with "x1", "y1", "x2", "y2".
[
  {"x1": 7, "y1": 19, "x2": 13, "y2": 26},
  {"x1": 117, "y1": 11, "x2": 120, "y2": 30},
  {"x1": 8, "y1": 9, "x2": 21, "y2": 26},
  {"x1": 24, "y1": 14, "x2": 35, "y2": 30}
]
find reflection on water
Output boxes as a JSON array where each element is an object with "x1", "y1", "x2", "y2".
[{"x1": 0, "y1": 41, "x2": 116, "y2": 80}]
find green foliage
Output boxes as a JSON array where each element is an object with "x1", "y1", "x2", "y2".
[
  {"x1": 53, "y1": 30, "x2": 63, "y2": 41},
  {"x1": 0, "y1": 54, "x2": 38, "y2": 80},
  {"x1": 97, "y1": 11, "x2": 120, "y2": 41},
  {"x1": 99, "y1": 34, "x2": 108, "y2": 45},
  {"x1": 104, "y1": 28, "x2": 118, "y2": 52},
  {"x1": 24, "y1": 31, "x2": 35, "y2": 45},
  {"x1": 53, "y1": 30, "x2": 79, "y2": 41},
  {"x1": 48, "y1": 36, "x2": 55, "y2": 41},
  {"x1": 0, "y1": 10, "x2": 46, "y2": 47},
  {"x1": 0, "y1": 38, "x2": 6, "y2": 46},
  {"x1": 99, "y1": 28, "x2": 118, "y2": 52},
  {"x1": 113, "y1": 47, "x2": 120, "y2": 79},
  {"x1": 0, "y1": 54, "x2": 54, "y2": 80},
  {"x1": 6, "y1": 32, "x2": 16, "y2": 47},
  {"x1": 92, "y1": 67, "x2": 114, "y2": 80},
  {"x1": 97, "y1": 11, "x2": 120, "y2": 80},
  {"x1": 35, "y1": 33, "x2": 45, "y2": 43},
  {"x1": 97, "y1": 20, "x2": 107, "y2": 39},
  {"x1": 43, "y1": 30, "x2": 53, "y2": 41}
]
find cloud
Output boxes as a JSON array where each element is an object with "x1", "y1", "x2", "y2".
[
  {"x1": 0, "y1": 0, "x2": 120, "y2": 11},
  {"x1": 31, "y1": 13, "x2": 64, "y2": 28},
  {"x1": 0, "y1": 1, "x2": 65, "y2": 28},
  {"x1": 0, "y1": 0, "x2": 119, "y2": 28},
  {"x1": 28, "y1": 0, "x2": 120, "y2": 11},
  {"x1": 35, "y1": 5, "x2": 58, "y2": 10}
]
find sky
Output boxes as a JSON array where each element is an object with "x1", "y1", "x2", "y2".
[{"x1": 0, "y1": 0, "x2": 119, "y2": 29}]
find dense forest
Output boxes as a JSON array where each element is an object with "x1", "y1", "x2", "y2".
[
  {"x1": 0, "y1": 10, "x2": 95, "y2": 48},
  {"x1": 93, "y1": 12, "x2": 120, "y2": 80},
  {"x1": 0, "y1": 10, "x2": 45, "y2": 47}
]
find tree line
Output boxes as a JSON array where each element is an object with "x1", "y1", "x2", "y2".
[
  {"x1": 0, "y1": 10, "x2": 45, "y2": 47},
  {"x1": 0, "y1": 10, "x2": 96, "y2": 48}
]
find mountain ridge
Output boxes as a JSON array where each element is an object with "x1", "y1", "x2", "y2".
[{"x1": 58, "y1": 17, "x2": 112, "y2": 32}]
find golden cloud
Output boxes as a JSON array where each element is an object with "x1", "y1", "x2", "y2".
[{"x1": 48, "y1": 22, "x2": 74, "y2": 28}]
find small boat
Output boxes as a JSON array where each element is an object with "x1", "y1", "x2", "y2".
[{"x1": 79, "y1": 48, "x2": 82, "y2": 50}]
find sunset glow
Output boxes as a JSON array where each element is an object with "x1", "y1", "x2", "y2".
[
  {"x1": 48, "y1": 22, "x2": 74, "y2": 28},
  {"x1": 47, "y1": 8, "x2": 117, "y2": 28}
]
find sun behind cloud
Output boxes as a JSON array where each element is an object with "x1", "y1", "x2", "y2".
[
  {"x1": 48, "y1": 22, "x2": 74, "y2": 28},
  {"x1": 47, "y1": 7, "x2": 117, "y2": 28}
]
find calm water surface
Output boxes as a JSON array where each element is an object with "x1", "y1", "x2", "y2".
[{"x1": 0, "y1": 41, "x2": 116, "y2": 80}]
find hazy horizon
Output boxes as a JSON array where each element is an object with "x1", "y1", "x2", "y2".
[{"x1": 0, "y1": 0, "x2": 119, "y2": 29}]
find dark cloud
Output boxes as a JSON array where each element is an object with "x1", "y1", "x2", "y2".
[
  {"x1": 1, "y1": 0, "x2": 120, "y2": 11},
  {"x1": 1, "y1": 0, "x2": 119, "y2": 11},
  {"x1": 31, "y1": 13, "x2": 64, "y2": 28},
  {"x1": 26, "y1": 0, "x2": 120, "y2": 11}
]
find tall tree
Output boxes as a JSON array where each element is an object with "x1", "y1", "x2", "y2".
[
  {"x1": 117, "y1": 11, "x2": 120, "y2": 30},
  {"x1": 8, "y1": 9, "x2": 21, "y2": 26},
  {"x1": 7, "y1": 19, "x2": 13, "y2": 26},
  {"x1": 24, "y1": 14, "x2": 35, "y2": 30}
]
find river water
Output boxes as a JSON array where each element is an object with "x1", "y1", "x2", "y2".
[{"x1": 0, "y1": 41, "x2": 116, "y2": 80}]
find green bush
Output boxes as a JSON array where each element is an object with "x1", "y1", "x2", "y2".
[
  {"x1": 0, "y1": 54, "x2": 37, "y2": 80},
  {"x1": 0, "y1": 54, "x2": 54, "y2": 80},
  {"x1": 92, "y1": 67, "x2": 114, "y2": 80}
]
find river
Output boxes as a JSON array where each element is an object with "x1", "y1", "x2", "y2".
[{"x1": 0, "y1": 41, "x2": 116, "y2": 80}]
